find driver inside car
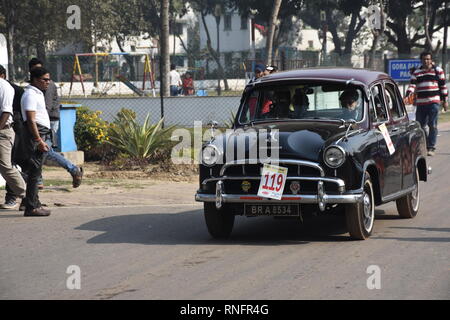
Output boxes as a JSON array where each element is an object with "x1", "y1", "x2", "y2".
[{"x1": 339, "y1": 89, "x2": 360, "y2": 120}]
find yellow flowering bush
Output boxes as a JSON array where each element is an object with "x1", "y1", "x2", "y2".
[{"x1": 75, "y1": 107, "x2": 112, "y2": 159}]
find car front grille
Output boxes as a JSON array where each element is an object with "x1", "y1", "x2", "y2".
[{"x1": 214, "y1": 159, "x2": 339, "y2": 194}]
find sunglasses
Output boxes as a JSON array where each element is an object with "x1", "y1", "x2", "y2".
[{"x1": 40, "y1": 78, "x2": 51, "y2": 82}]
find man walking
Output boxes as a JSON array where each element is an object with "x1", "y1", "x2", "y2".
[
  {"x1": 169, "y1": 64, "x2": 182, "y2": 96},
  {"x1": 28, "y1": 58, "x2": 83, "y2": 188},
  {"x1": 406, "y1": 51, "x2": 448, "y2": 156},
  {"x1": 0, "y1": 65, "x2": 26, "y2": 208},
  {"x1": 21, "y1": 67, "x2": 52, "y2": 216}
]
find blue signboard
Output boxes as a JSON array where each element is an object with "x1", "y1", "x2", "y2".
[{"x1": 388, "y1": 59, "x2": 421, "y2": 82}]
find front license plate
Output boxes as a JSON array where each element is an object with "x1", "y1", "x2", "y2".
[{"x1": 245, "y1": 204, "x2": 300, "y2": 217}]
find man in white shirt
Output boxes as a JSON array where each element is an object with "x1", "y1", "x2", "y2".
[
  {"x1": 169, "y1": 64, "x2": 182, "y2": 96},
  {"x1": 20, "y1": 67, "x2": 52, "y2": 216},
  {"x1": 0, "y1": 65, "x2": 26, "y2": 206}
]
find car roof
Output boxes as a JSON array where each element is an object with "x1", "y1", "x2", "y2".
[{"x1": 256, "y1": 68, "x2": 391, "y2": 86}]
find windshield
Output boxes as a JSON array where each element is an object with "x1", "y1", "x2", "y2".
[{"x1": 238, "y1": 82, "x2": 365, "y2": 124}]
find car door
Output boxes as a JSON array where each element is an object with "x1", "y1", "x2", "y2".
[
  {"x1": 383, "y1": 81, "x2": 409, "y2": 193},
  {"x1": 370, "y1": 83, "x2": 402, "y2": 197},
  {"x1": 393, "y1": 81, "x2": 415, "y2": 190}
]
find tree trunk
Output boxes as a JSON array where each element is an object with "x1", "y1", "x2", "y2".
[
  {"x1": 200, "y1": 11, "x2": 229, "y2": 91},
  {"x1": 369, "y1": 1, "x2": 384, "y2": 70},
  {"x1": 424, "y1": 0, "x2": 433, "y2": 51},
  {"x1": 3, "y1": 0, "x2": 16, "y2": 81},
  {"x1": 265, "y1": 0, "x2": 282, "y2": 65},
  {"x1": 369, "y1": 31, "x2": 380, "y2": 70},
  {"x1": 160, "y1": 0, "x2": 170, "y2": 97},
  {"x1": 216, "y1": 18, "x2": 221, "y2": 95},
  {"x1": 326, "y1": 8, "x2": 342, "y2": 56},
  {"x1": 6, "y1": 25, "x2": 15, "y2": 81},
  {"x1": 36, "y1": 42, "x2": 47, "y2": 64}
]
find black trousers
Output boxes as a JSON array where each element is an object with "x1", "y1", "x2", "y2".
[{"x1": 21, "y1": 124, "x2": 51, "y2": 210}]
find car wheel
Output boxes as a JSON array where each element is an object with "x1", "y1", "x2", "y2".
[
  {"x1": 396, "y1": 167, "x2": 420, "y2": 219},
  {"x1": 204, "y1": 203, "x2": 235, "y2": 239},
  {"x1": 345, "y1": 172, "x2": 375, "y2": 240}
]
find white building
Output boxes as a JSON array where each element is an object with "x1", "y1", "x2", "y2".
[{"x1": 199, "y1": 11, "x2": 265, "y2": 53}]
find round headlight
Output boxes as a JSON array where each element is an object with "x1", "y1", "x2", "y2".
[
  {"x1": 202, "y1": 145, "x2": 221, "y2": 166},
  {"x1": 324, "y1": 146, "x2": 346, "y2": 168}
]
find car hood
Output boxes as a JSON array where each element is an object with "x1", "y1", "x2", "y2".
[{"x1": 214, "y1": 121, "x2": 349, "y2": 163}]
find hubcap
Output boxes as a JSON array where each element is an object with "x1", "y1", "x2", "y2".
[
  {"x1": 411, "y1": 170, "x2": 420, "y2": 211},
  {"x1": 362, "y1": 182, "x2": 374, "y2": 232}
]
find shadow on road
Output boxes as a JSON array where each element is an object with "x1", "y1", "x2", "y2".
[
  {"x1": 372, "y1": 225, "x2": 450, "y2": 242},
  {"x1": 75, "y1": 209, "x2": 355, "y2": 245},
  {"x1": 389, "y1": 226, "x2": 450, "y2": 233}
]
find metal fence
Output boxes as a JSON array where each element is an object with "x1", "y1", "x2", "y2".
[{"x1": 10, "y1": 51, "x2": 447, "y2": 127}]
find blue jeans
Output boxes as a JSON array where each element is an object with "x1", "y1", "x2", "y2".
[
  {"x1": 170, "y1": 85, "x2": 179, "y2": 96},
  {"x1": 43, "y1": 138, "x2": 77, "y2": 175},
  {"x1": 415, "y1": 103, "x2": 439, "y2": 150}
]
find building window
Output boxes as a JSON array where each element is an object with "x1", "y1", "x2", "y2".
[
  {"x1": 170, "y1": 22, "x2": 183, "y2": 36},
  {"x1": 308, "y1": 41, "x2": 314, "y2": 49},
  {"x1": 224, "y1": 14, "x2": 232, "y2": 31},
  {"x1": 241, "y1": 16, "x2": 248, "y2": 30}
]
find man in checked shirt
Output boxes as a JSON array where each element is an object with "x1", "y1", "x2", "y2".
[{"x1": 406, "y1": 51, "x2": 449, "y2": 156}]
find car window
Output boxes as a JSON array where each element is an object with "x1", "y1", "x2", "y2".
[
  {"x1": 385, "y1": 82, "x2": 404, "y2": 119},
  {"x1": 371, "y1": 84, "x2": 388, "y2": 122},
  {"x1": 238, "y1": 82, "x2": 364, "y2": 124}
]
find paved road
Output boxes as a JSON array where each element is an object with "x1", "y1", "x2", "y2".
[{"x1": 1, "y1": 125, "x2": 449, "y2": 300}]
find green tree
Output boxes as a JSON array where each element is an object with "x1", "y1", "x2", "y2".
[
  {"x1": 188, "y1": 0, "x2": 230, "y2": 92},
  {"x1": 384, "y1": 0, "x2": 447, "y2": 56},
  {"x1": 300, "y1": 0, "x2": 368, "y2": 65}
]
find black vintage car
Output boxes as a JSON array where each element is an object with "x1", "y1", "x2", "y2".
[{"x1": 195, "y1": 68, "x2": 430, "y2": 240}]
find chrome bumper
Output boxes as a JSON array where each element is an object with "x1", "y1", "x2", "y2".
[
  {"x1": 197, "y1": 159, "x2": 364, "y2": 211},
  {"x1": 195, "y1": 192, "x2": 364, "y2": 204},
  {"x1": 196, "y1": 179, "x2": 364, "y2": 211}
]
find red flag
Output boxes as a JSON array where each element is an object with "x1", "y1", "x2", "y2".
[{"x1": 253, "y1": 23, "x2": 267, "y2": 35}]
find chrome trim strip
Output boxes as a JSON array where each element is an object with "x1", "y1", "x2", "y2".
[
  {"x1": 195, "y1": 192, "x2": 364, "y2": 204},
  {"x1": 381, "y1": 185, "x2": 416, "y2": 203},
  {"x1": 220, "y1": 159, "x2": 325, "y2": 177},
  {"x1": 202, "y1": 176, "x2": 345, "y2": 189}
]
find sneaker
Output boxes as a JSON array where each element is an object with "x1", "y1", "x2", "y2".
[
  {"x1": 24, "y1": 207, "x2": 51, "y2": 217},
  {"x1": 1, "y1": 200, "x2": 18, "y2": 210},
  {"x1": 71, "y1": 167, "x2": 83, "y2": 188},
  {"x1": 427, "y1": 150, "x2": 435, "y2": 156}
]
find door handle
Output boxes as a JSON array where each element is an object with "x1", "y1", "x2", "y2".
[{"x1": 391, "y1": 128, "x2": 399, "y2": 133}]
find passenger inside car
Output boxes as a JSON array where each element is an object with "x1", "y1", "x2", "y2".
[
  {"x1": 291, "y1": 88, "x2": 310, "y2": 118},
  {"x1": 272, "y1": 91, "x2": 291, "y2": 118}
]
